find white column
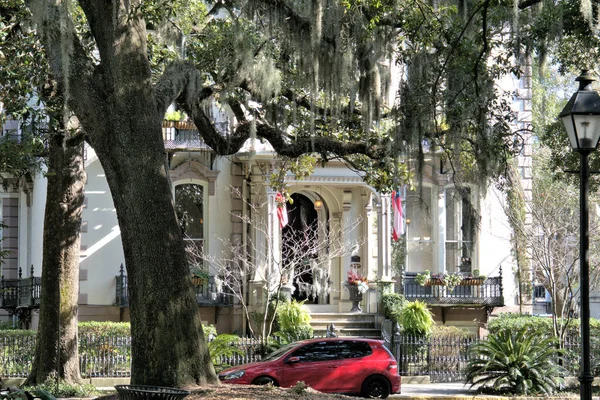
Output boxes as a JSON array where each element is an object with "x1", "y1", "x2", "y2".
[
  {"x1": 18, "y1": 189, "x2": 29, "y2": 274},
  {"x1": 436, "y1": 184, "x2": 446, "y2": 273},
  {"x1": 377, "y1": 193, "x2": 393, "y2": 280},
  {"x1": 30, "y1": 169, "x2": 47, "y2": 275},
  {"x1": 341, "y1": 190, "x2": 353, "y2": 281},
  {"x1": 330, "y1": 212, "x2": 342, "y2": 305}
]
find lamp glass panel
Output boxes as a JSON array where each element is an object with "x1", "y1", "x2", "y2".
[
  {"x1": 573, "y1": 114, "x2": 600, "y2": 149},
  {"x1": 561, "y1": 115, "x2": 579, "y2": 150}
]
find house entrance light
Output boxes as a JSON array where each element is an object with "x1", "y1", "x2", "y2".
[
  {"x1": 313, "y1": 198, "x2": 323, "y2": 210},
  {"x1": 559, "y1": 70, "x2": 600, "y2": 400}
]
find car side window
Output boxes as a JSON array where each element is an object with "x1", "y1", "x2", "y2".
[
  {"x1": 290, "y1": 341, "x2": 342, "y2": 362},
  {"x1": 337, "y1": 340, "x2": 373, "y2": 359}
]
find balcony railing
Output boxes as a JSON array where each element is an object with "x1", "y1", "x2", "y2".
[
  {"x1": 115, "y1": 264, "x2": 232, "y2": 308},
  {"x1": 402, "y1": 269, "x2": 504, "y2": 306},
  {"x1": 0, "y1": 266, "x2": 41, "y2": 310},
  {"x1": 162, "y1": 121, "x2": 213, "y2": 151},
  {"x1": 193, "y1": 275, "x2": 233, "y2": 306}
]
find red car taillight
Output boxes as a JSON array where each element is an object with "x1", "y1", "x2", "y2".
[{"x1": 388, "y1": 360, "x2": 398, "y2": 370}]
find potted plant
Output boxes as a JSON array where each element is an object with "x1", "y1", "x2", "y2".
[
  {"x1": 444, "y1": 272, "x2": 463, "y2": 292},
  {"x1": 345, "y1": 270, "x2": 369, "y2": 312},
  {"x1": 191, "y1": 267, "x2": 210, "y2": 287},
  {"x1": 415, "y1": 270, "x2": 431, "y2": 286}
]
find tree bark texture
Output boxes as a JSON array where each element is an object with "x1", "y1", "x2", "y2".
[
  {"x1": 27, "y1": 134, "x2": 85, "y2": 385},
  {"x1": 91, "y1": 119, "x2": 216, "y2": 385},
  {"x1": 24, "y1": 0, "x2": 217, "y2": 386}
]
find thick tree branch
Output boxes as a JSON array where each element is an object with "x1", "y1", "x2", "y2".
[
  {"x1": 25, "y1": 0, "x2": 97, "y2": 124},
  {"x1": 518, "y1": 0, "x2": 543, "y2": 9},
  {"x1": 242, "y1": 122, "x2": 383, "y2": 158},
  {"x1": 155, "y1": 61, "x2": 216, "y2": 116}
]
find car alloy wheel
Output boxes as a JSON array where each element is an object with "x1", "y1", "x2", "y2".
[{"x1": 362, "y1": 376, "x2": 391, "y2": 399}]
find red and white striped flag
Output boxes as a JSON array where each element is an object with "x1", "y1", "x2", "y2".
[
  {"x1": 275, "y1": 192, "x2": 288, "y2": 228},
  {"x1": 392, "y1": 190, "x2": 404, "y2": 241}
]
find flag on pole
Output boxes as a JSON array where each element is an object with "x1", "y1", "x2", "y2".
[
  {"x1": 275, "y1": 192, "x2": 288, "y2": 228},
  {"x1": 392, "y1": 189, "x2": 404, "y2": 241}
]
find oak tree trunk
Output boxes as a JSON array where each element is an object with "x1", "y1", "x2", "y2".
[
  {"x1": 27, "y1": 133, "x2": 85, "y2": 385},
  {"x1": 88, "y1": 113, "x2": 217, "y2": 386}
]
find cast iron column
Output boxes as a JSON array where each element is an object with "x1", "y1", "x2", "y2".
[{"x1": 579, "y1": 149, "x2": 593, "y2": 400}]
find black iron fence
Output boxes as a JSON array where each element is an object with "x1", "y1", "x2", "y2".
[
  {"x1": 389, "y1": 334, "x2": 480, "y2": 382},
  {"x1": 383, "y1": 327, "x2": 600, "y2": 382},
  {"x1": 0, "y1": 333, "x2": 273, "y2": 378},
  {"x1": 0, "y1": 330, "x2": 596, "y2": 380}
]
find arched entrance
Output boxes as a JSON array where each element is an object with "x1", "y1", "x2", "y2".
[{"x1": 282, "y1": 192, "x2": 329, "y2": 304}]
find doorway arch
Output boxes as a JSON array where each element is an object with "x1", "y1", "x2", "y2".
[{"x1": 282, "y1": 192, "x2": 329, "y2": 304}]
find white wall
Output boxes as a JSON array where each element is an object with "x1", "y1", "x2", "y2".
[
  {"x1": 479, "y1": 186, "x2": 517, "y2": 306},
  {"x1": 79, "y1": 159, "x2": 125, "y2": 305}
]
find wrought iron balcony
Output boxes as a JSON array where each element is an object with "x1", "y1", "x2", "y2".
[
  {"x1": 0, "y1": 266, "x2": 41, "y2": 310},
  {"x1": 402, "y1": 270, "x2": 504, "y2": 306},
  {"x1": 115, "y1": 264, "x2": 232, "y2": 308},
  {"x1": 192, "y1": 275, "x2": 233, "y2": 307},
  {"x1": 162, "y1": 121, "x2": 224, "y2": 153}
]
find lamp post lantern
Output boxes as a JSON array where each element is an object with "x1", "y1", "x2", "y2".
[{"x1": 560, "y1": 70, "x2": 600, "y2": 400}]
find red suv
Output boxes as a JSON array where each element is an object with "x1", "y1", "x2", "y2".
[{"x1": 218, "y1": 338, "x2": 401, "y2": 398}]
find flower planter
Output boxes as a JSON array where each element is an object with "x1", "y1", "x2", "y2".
[
  {"x1": 424, "y1": 279, "x2": 445, "y2": 286},
  {"x1": 191, "y1": 276, "x2": 207, "y2": 287},
  {"x1": 347, "y1": 284, "x2": 363, "y2": 313},
  {"x1": 461, "y1": 278, "x2": 484, "y2": 286}
]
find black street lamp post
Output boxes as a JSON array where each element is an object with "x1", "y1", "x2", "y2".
[{"x1": 560, "y1": 70, "x2": 600, "y2": 400}]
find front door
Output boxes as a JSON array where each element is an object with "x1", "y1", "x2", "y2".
[{"x1": 283, "y1": 193, "x2": 328, "y2": 303}]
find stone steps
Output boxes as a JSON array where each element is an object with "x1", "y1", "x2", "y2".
[{"x1": 310, "y1": 312, "x2": 381, "y2": 339}]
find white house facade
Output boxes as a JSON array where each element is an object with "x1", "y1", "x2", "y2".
[{"x1": 0, "y1": 66, "x2": 538, "y2": 338}]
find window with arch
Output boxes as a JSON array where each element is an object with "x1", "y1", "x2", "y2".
[{"x1": 175, "y1": 183, "x2": 205, "y2": 265}]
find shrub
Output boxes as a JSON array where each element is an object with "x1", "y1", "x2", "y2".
[
  {"x1": 466, "y1": 327, "x2": 565, "y2": 395},
  {"x1": 380, "y1": 293, "x2": 406, "y2": 323},
  {"x1": 23, "y1": 378, "x2": 99, "y2": 398},
  {"x1": 399, "y1": 300, "x2": 434, "y2": 336},
  {"x1": 202, "y1": 324, "x2": 217, "y2": 338},
  {"x1": 275, "y1": 299, "x2": 313, "y2": 342},
  {"x1": 78, "y1": 321, "x2": 130, "y2": 336}
]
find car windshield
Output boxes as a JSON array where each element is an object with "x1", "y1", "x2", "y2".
[{"x1": 261, "y1": 343, "x2": 298, "y2": 361}]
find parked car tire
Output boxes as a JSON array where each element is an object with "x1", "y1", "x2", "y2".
[
  {"x1": 361, "y1": 375, "x2": 391, "y2": 399},
  {"x1": 252, "y1": 376, "x2": 278, "y2": 386}
]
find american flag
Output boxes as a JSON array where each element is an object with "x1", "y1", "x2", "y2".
[{"x1": 391, "y1": 190, "x2": 404, "y2": 241}]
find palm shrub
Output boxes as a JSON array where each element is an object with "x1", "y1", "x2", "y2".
[
  {"x1": 275, "y1": 299, "x2": 313, "y2": 342},
  {"x1": 207, "y1": 333, "x2": 244, "y2": 373},
  {"x1": 465, "y1": 327, "x2": 565, "y2": 395}
]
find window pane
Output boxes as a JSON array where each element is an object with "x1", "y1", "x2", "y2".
[
  {"x1": 445, "y1": 187, "x2": 474, "y2": 272},
  {"x1": 175, "y1": 184, "x2": 204, "y2": 239},
  {"x1": 291, "y1": 342, "x2": 338, "y2": 362},
  {"x1": 407, "y1": 242, "x2": 434, "y2": 272},
  {"x1": 405, "y1": 187, "x2": 432, "y2": 240},
  {"x1": 337, "y1": 341, "x2": 373, "y2": 359}
]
